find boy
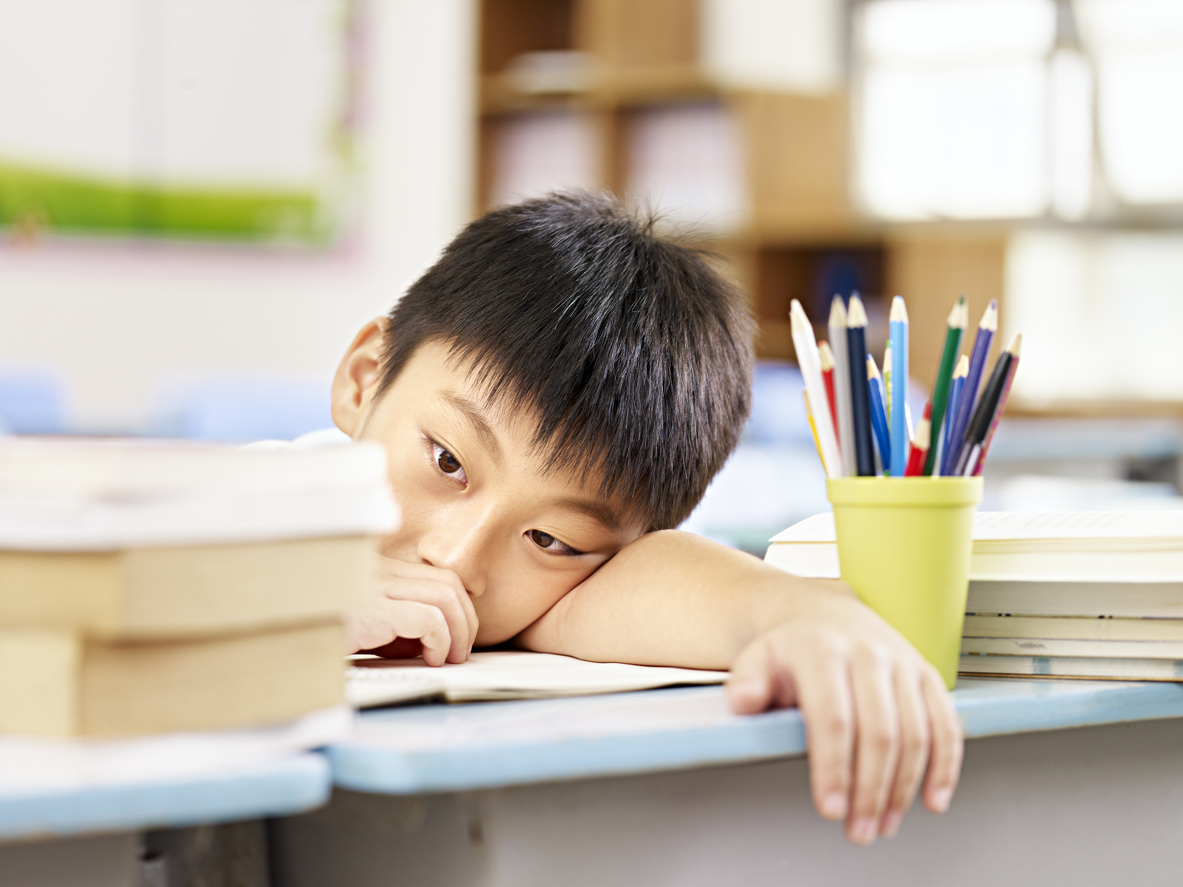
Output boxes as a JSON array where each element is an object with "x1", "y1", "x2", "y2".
[{"x1": 331, "y1": 193, "x2": 962, "y2": 847}]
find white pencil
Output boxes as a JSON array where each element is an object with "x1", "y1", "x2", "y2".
[
  {"x1": 828, "y1": 296, "x2": 855, "y2": 477},
  {"x1": 790, "y1": 300, "x2": 842, "y2": 478}
]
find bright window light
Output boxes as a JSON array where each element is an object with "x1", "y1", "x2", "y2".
[
  {"x1": 857, "y1": 0, "x2": 1056, "y2": 220},
  {"x1": 1006, "y1": 230, "x2": 1183, "y2": 405},
  {"x1": 1078, "y1": 0, "x2": 1183, "y2": 204},
  {"x1": 1049, "y1": 49, "x2": 1093, "y2": 220},
  {"x1": 863, "y1": 0, "x2": 1056, "y2": 63}
]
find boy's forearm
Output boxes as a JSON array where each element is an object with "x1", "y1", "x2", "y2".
[{"x1": 516, "y1": 529, "x2": 854, "y2": 669}]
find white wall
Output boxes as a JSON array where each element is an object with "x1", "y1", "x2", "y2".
[{"x1": 0, "y1": 0, "x2": 476, "y2": 431}]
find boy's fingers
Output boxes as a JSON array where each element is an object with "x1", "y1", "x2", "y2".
[
  {"x1": 725, "y1": 641, "x2": 777, "y2": 715},
  {"x1": 793, "y1": 649, "x2": 855, "y2": 824},
  {"x1": 920, "y1": 668, "x2": 964, "y2": 814},
  {"x1": 880, "y1": 668, "x2": 930, "y2": 838},
  {"x1": 376, "y1": 599, "x2": 452, "y2": 667},
  {"x1": 378, "y1": 560, "x2": 478, "y2": 662},
  {"x1": 845, "y1": 648, "x2": 899, "y2": 845}
]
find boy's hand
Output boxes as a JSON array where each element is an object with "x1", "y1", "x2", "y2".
[
  {"x1": 516, "y1": 529, "x2": 964, "y2": 846},
  {"x1": 726, "y1": 580, "x2": 963, "y2": 846},
  {"x1": 345, "y1": 556, "x2": 478, "y2": 665}
]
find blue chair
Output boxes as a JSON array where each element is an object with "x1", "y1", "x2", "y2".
[
  {"x1": 147, "y1": 374, "x2": 334, "y2": 442},
  {"x1": 0, "y1": 368, "x2": 71, "y2": 434}
]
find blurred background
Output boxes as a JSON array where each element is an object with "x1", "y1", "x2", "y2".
[{"x1": 3, "y1": 0, "x2": 1183, "y2": 550}]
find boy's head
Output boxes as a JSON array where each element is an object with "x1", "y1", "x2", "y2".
[{"x1": 333, "y1": 192, "x2": 753, "y2": 643}]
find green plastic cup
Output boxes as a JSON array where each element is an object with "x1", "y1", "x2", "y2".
[{"x1": 826, "y1": 477, "x2": 983, "y2": 689}]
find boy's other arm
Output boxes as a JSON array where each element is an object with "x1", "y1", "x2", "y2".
[{"x1": 516, "y1": 529, "x2": 963, "y2": 847}]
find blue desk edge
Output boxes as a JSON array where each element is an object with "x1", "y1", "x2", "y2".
[{"x1": 329, "y1": 679, "x2": 1183, "y2": 797}]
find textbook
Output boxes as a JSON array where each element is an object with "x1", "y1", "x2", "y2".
[
  {"x1": 961, "y1": 636, "x2": 1183, "y2": 660},
  {"x1": 0, "y1": 621, "x2": 345, "y2": 737},
  {"x1": 765, "y1": 511, "x2": 1183, "y2": 583},
  {"x1": 0, "y1": 536, "x2": 378, "y2": 638},
  {"x1": 346, "y1": 650, "x2": 728, "y2": 708},
  {"x1": 0, "y1": 439, "x2": 396, "y2": 637},
  {"x1": 962, "y1": 614, "x2": 1183, "y2": 642},
  {"x1": 958, "y1": 654, "x2": 1183, "y2": 682}
]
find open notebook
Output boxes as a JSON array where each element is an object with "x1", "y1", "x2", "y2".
[{"x1": 346, "y1": 650, "x2": 728, "y2": 708}]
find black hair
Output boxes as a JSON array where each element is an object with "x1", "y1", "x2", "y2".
[{"x1": 376, "y1": 192, "x2": 754, "y2": 530}]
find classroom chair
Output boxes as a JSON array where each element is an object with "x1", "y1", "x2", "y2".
[{"x1": 145, "y1": 374, "x2": 333, "y2": 442}]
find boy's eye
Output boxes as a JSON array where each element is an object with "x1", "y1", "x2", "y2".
[
  {"x1": 431, "y1": 442, "x2": 468, "y2": 485},
  {"x1": 529, "y1": 529, "x2": 583, "y2": 557}
]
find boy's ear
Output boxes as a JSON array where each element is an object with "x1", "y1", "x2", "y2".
[{"x1": 331, "y1": 317, "x2": 388, "y2": 437}]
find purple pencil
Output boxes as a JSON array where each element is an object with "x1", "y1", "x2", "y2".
[
  {"x1": 942, "y1": 299, "x2": 997, "y2": 475},
  {"x1": 939, "y1": 355, "x2": 970, "y2": 474}
]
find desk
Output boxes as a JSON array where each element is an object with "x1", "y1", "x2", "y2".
[
  {"x1": 272, "y1": 680, "x2": 1183, "y2": 887},
  {"x1": 0, "y1": 754, "x2": 330, "y2": 887}
]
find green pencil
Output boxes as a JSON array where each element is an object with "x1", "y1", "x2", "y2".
[{"x1": 923, "y1": 295, "x2": 967, "y2": 476}]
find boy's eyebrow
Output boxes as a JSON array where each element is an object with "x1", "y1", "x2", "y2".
[
  {"x1": 557, "y1": 496, "x2": 622, "y2": 532},
  {"x1": 441, "y1": 392, "x2": 503, "y2": 463}
]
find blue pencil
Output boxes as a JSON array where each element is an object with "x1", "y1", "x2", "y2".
[
  {"x1": 941, "y1": 355, "x2": 970, "y2": 474},
  {"x1": 942, "y1": 300, "x2": 998, "y2": 476},
  {"x1": 866, "y1": 355, "x2": 892, "y2": 476},
  {"x1": 889, "y1": 296, "x2": 909, "y2": 478}
]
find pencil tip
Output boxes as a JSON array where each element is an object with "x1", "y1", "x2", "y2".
[
  {"x1": 829, "y1": 295, "x2": 847, "y2": 324},
  {"x1": 847, "y1": 294, "x2": 868, "y2": 326},
  {"x1": 890, "y1": 295, "x2": 908, "y2": 322},
  {"x1": 954, "y1": 354, "x2": 970, "y2": 376},
  {"x1": 819, "y1": 340, "x2": 835, "y2": 368},
  {"x1": 866, "y1": 354, "x2": 880, "y2": 380},
  {"x1": 1009, "y1": 333, "x2": 1023, "y2": 356}
]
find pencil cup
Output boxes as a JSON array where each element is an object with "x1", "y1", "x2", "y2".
[{"x1": 826, "y1": 477, "x2": 983, "y2": 689}]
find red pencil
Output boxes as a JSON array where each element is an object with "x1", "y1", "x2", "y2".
[
  {"x1": 904, "y1": 402, "x2": 932, "y2": 477},
  {"x1": 819, "y1": 340, "x2": 839, "y2": 441}
]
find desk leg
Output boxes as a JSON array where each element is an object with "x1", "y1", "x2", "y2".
[
  {"x1": 0, "y1": 832, "x2": 138, "y2": 887},
  {"x1": 272, "y1": 717, "x2": 1183, "y2": 887}
]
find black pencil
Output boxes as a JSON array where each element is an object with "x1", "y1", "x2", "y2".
[{"x1": 846, "y1": 294, "x2": 876, "y2": 477}]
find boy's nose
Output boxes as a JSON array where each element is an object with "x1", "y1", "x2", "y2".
[{"x1": 415, "y1": 508, "x2": 495, "y2": 598}]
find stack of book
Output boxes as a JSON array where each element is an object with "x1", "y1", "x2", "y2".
[
  {"x1": 764, "y1": 511, "x2": 1183, "y2": 682},
  {"x1": 0, "y1": 438, "x2": 397, "y2": 737}
]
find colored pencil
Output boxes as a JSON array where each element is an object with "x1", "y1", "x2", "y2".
[
  {"x1": 828, "y1": 297, "x2": 856, "y2": 477},
  {"x1": 883, "y1": 343, "x2": 892, "y2": 424},
  {"x1": 819, "y1": 340, "x2": 839, "y2": 441},
  {"x1": 803, "y1": 391, "x2": 824, "y2": 471},
  {"x1": 790, "y1": 300, "x2": 842, "y2": 478},
  {"x1": 845, "y1": 295, "x2": 876, "y2": 476},
  {"x1": 866, "y1": 356, "x2": 892, "y2": 476},
  {"x1": 973, "y1": 334, "x2": 1021, "y2": 476},
  {"x1": 923, "y1": 296, "x2": 967, "y2": 476},
  {"x1": 889, "y1": 296, "x2": 909, "y2": 478},
  {"x1": 959, "y1": 334, "x2": 1022, "y2": 476},
  {"x1": 942, "y1": 299, "x2": 997, "y2": 476},
  {"x1": 905, "y1": 402, "x2": 932, "y2": 477},
  {"x1": 942, "y1": 355, "x2": 969, "y2": 466}
]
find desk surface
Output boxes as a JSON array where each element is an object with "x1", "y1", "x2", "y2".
[
  {"x1": 0, "y1": 753, "x2": 330, "y2": 841},
  {"x1": 329, "y1": 678, "x2": 1183, "y2": 795}
]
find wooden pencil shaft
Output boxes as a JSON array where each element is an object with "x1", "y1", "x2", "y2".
[
  {"x1": 924, "y1": 301, "x2": 966, "y2": 476},
  {"x1": 889, "y1": 297, "x2": 909, "y2": 478},
  {"x1": 828, "y1": 298, "x2": 855, "y2": 477},
  {"x1": 974, "y1": 351, "x2": 1021, "y2": 476},
  {"x1": 965, "y1": 351, "x2": 1014, "y2": 445},
  {"x1": 790, "y1": 301, "x2": 842, "y2": 477},
  {"x1": 867, "y1": 359, "x2": 892, "y2": 477},
  {"x1": 846, "y1": 311, "x2": 875, "y2": 476},
  {"x1": 943, "y1": 301, "x2": 997, "y2": 476}
]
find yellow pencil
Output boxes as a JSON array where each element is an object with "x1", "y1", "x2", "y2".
[{"x1": 803, "y1": 391, "x2": 825, "y2": 473}]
